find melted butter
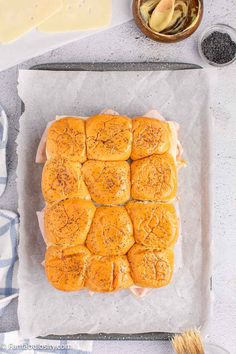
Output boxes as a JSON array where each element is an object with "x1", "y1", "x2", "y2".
[{"x1": 140, "y1": 0, "x2": 199, "y2": 35}]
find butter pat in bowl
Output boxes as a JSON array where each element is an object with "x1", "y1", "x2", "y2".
[{"x1": 133, "y1": 0, "x2": 203, "y2": 43}]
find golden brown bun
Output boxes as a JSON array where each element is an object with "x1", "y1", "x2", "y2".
[
  {"x1": 46, "y1": 117, "x2": 86, "y2": 163},
  {"x1": 86, "y1": 255, "x2": 133, "y2": 292},
  {"x1": 86, "y1": 114, "x2": 132, "y2": 161},
  {"x1": 128, "y1": 244, "x2": 174, "y2": 288},
  {"x1": 126, "y1": 202, "x2": 178, "y2": 250},
  {"x1": 82, "y1": 160, "x2": 130, "y2": 205},
  {"x1": 42, "y1": 158, "x2": 90, "y2": 204},
  {"x1": 45, "y1": 245, "x2": 91, "y2": 291},
  {"x1": 131, "y1": 117, "x2": 171, "y2": 160},
  {"x1": 86, "y1": 206, "x2": 134, "y2": 256},
  {"x1": 44, "y1": 198, "x2": 96, "y2": 246},
  {"x1": 131, "y1": 153, "x2": 177, "y2": 202}
]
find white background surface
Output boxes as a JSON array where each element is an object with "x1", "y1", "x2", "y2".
[{"x1": 0, "y1": 0, "x2": 235, "y2": 352}]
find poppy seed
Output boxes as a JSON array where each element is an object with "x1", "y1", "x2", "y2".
[{"x1": 201, "y1": 31, "x2": 236, "y2": 64}]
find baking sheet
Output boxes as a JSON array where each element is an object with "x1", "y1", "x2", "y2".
[
  {"x1": 17, "y1": 68, "x2": 214, "y2": 339},
  {"x1": 0, "y1": 0, "x2": 132, "y2": 72}
]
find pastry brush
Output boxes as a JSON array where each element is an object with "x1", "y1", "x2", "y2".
[
  {"x1": 172, "y1": 329, "x2": 205, "y2": 354},
  {"x1": 171, "y1": 329, "x2": 230, "y2": 354}
]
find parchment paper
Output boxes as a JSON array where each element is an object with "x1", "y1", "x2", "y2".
[{"x1": 17, "y1": 69, "x2": 214, "y2": 338}]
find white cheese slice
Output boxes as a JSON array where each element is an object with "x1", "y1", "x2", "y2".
[
  {"x1": 0, "y1": 0, "x2": 62, "y2": 43},
  {"x1": 38, "y1": 0, "x2": 112, "y2": 33}
]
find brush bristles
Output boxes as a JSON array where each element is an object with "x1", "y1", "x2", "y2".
[{"x1": 172, "y1": 329, "x2": 205, "y2": 354}]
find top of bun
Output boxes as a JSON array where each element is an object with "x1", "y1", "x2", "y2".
[
  {"x1": 86, "y1": 255, "x2": 133, "y2": 292},
  {"x1": 128, "y1": 244, "x2": 174, "y2": 288},
  {"x1": 131, "y1": 153, "x2": 177, "y2": 202},
  {"x1": 42, "y1": 158, "x2": 90, "y2": 204},
  {"x1": 86, "y1": 114, "x2": 132, "y2": 161},
  {"x1": 126, "y1": 201, "x2": 178, "y2": 249},
  {"x1": 82, "y1": 160, "x2": 130, "y2": 205},
  {"x1": 86, "y1": 206, "x2": 134, "y2": 256},
  {"x1": 45, "y1": 245, "x2": 91, "y2": 291},
  {"x1": 46, "y1": 117, "x2": 86, "y2": 163},
  {"x1": 44, "y1": 198, "x2": 96, "y2": 247},
  {"x1": 131, "y1": 117, "x2": 171, "y2": 160}
]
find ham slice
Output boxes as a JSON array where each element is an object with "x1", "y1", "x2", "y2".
[
  {"x1": 89, "y1": 287, "x2": 151, "y2": 297},
  {"x1": 89, "y1": 288, "x2": 151, "y2": 297},
  {"x1": 36, "y1": 209, "x2": 47, "y2": 244},
  {"x1": 130, "y1": 286, "x2": 152, "y2": 298},
  {"x1": 144, "y1": 110, "x2": 184, "y2": 167},
  {"x1": 35, "y1": 123, "x2": 52, "y2": 163},
  {"x1": 100, "y1": 108, "x2": 120, "y2": 115},
  {"x1": 144, "y1": 109, "x2": 165, "y2": 121}
]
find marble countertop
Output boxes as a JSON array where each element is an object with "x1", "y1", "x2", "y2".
[{"x1": 0, "y1": 0, "x2": 235, "y2": 352}]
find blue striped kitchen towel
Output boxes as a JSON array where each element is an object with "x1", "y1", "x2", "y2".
[
  {"x1": 0, "y1": 209, "x2": 92, "y2": 353},
  {"x1": 0, "y1": 209, "x2": 19, "y2": 316},
  {"x1": 0, "y1": 105, "x2": 8, "y2": 197}
]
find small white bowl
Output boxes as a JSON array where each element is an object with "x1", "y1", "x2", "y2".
[
  {"x1": 204, "y1": 343, "x2": 230, "y2": 354},
  {"x1": 198, "y1": 24, "x2": 236, "y2": 66}
]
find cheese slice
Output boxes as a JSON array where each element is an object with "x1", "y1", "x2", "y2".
[
  {"x1": 0, "y1": 0, "x2": 62, "y2": 43},
  {"x1": 38, "y1": 0, "x2": 112, "y2": 33}
]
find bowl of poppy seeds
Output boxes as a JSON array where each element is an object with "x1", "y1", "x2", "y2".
[{"x1": 199, "y1": 24, "x2": 236, "y2": 66}]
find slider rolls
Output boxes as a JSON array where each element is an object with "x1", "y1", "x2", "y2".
[
  {"x1": 45, "y1": 245, "x2": 91, "y2": 291},
  {"x1": 131, "y1": 153, "x2": 177, "y2": 201},
  {"x1": 86, "y1": 114, "x2": 132, "y2": 161},
  {"x1": 126, "y1": 202, "x2": 178, "y2": 250},
  {"x1": 42, "y1": 158, "x2": 90, "y2": 204},
  {"x1": 44, "y1": 198, "x2": 96, "y2": 246},
  {"x1": 46, "y1": 117, "x2": 86, "y2": 163},
  {"x1": 131, "y1": 117, "x2": 171, "y2": 159},
  {"x1": 82, "y1": 160, "x2": 130, "y2": 205},
  {"x1": 86, "y1": 206, "x2": 135, "y2": 256},
  {"x1": 128, "y1": 245, "x2": 174, "y2": 288},
  {"x1": 40, "y1": 112, "x2": 184, "y2": 293},
  {"x1": 86, "y1": 256, "x2": 133, "y2": 292}
]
